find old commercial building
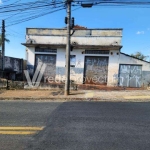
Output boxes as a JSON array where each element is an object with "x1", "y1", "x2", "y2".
[{"x1": 22, "y1": 27, "x2": 150, "y2": 88}]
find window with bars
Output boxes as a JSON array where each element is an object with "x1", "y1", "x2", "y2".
[
  {"x1": 35, "y1": 48, "x2": 57, "y2": 53},
  {"x1": 85, "y1": 50, "x2": 109, "y2": 54}
]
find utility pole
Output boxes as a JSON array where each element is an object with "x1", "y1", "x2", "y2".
[
  {"x1": 65, "y1": 0, "x2": 72, "y2": 96},
  {"x1": 1, "y1": 20, "x2": 5, "y2": 77}
]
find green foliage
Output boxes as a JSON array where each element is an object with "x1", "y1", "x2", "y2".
[{"x1": 131, "y1": 52, "x2": 149, "y2": 61}]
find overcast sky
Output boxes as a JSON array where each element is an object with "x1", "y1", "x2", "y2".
[{"x1": 1, "y1": 0, "x2": 150, "y2": 61}]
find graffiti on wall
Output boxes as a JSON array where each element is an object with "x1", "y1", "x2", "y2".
[
  {"x1": 84, "y1": 56, "x2": 109, "y2": 84},
  {"x1": 35, "y1": 54, "x2": 56, "y2": 81},
  {"x1": 119, "y1": 65, "x2": 142, "y2": 87}
]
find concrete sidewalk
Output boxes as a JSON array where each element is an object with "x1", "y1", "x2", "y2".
[{"x1": 0, "y1": 89, "x2": 150, "y2": 101}]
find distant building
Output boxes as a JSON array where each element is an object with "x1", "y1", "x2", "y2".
[
  {"x1": 0, "y1": 55, "x2": 26, "y2": 81},
  {"x1": 22, "y1": 27, "x2": 150, "y2": 88}
]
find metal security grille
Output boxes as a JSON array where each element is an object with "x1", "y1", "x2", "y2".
[
  {"x1": 85, "y1": 50, "x2": 109, "y2": 54},
  {"x1": 119, "y1": 64, "x2": 142, "y2": 87},
  {"x1": 84, "y1": 56, "x2": 109, "y2": 85},
  {"x1": 35, "y1": 54, "x2": 56, "y2": 81},
  {"x1": 35, "y1": 48, "x2": 57, "y2": 53}
]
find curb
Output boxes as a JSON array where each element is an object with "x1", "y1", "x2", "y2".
[{"x1": 0, "y1": 97, "x2": 150, "y2": 102}]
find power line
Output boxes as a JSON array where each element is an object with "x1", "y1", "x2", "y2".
[
  {"x1": 1, "y1": 0, "x2": 150, "y2": 28},
  {"x1": 1, "y1": 1, "x2": 150, "y2": 12},
  {"x1": 0, "y1": 1, "x2": 65, "y2": 27},
  {"x1": 7, "y1": 28, "x2": 24, "y2": 36},
  {"x1": 6, "y1": 7, "x2": 65, "y2": 27}
]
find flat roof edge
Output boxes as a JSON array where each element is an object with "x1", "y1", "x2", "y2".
[{"x1": 26, "y1": 28, "x2": 123, "y2": 30}]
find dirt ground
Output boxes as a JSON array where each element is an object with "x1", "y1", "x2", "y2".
[{"x1": 0, "y1": 89, "x2": 150, "y2": 101}]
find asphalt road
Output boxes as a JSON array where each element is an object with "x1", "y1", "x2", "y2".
[
  {"x1": 0, "y1": 101, "x2": 150, "y2": 150},
  {"x1": 0, "y1": 101, "x2": 62, "y2": 150}
]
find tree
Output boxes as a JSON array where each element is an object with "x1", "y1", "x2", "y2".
[
  {"x1": 0, "y1": 34, "x2": 10, "y2": 46},
  {"x1": 131, "y1": 52, "x2": 149, "y2": 61}
]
